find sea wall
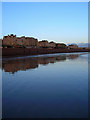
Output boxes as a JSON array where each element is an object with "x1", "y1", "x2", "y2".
[{"x1": 2, "y1": 48, "x2": 90, "y2": 57}]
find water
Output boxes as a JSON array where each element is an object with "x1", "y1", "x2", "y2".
[{"x1": 1, "y1": 52, "x2": 88, "y2": 118}]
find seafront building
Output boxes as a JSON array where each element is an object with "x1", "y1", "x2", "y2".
[
  {"x1": 16, "y1": 36, "x2": 26, "y2": 47},
  {"x1": 68, "y1": 44, "x2": 78, "y2": 49},
  {"x1": 49, "y1": 41, "x2": 56, "y2": 48},
  {"x1": 3, "y1": 34, "x2": 67, "y2": 48},
  {"x1": 25, "y1": 37, "x2": 38, "y2": 48},
  {"x1": 39, "y1": 40, "x2": 56, "y2": 48},
  {"x1": 2, "y1": 34, "x2": 81, "y2": 49},
  {"x1": 0, "y1": 39, "x2": 2, "y2": 48},
  {"x1": 3, "y1": 34, "x2": 38, "y2": 48},
  {"x1": 56, "y1": 43, "x2": 67, "y2": 48},
  {"x1": 39, "y1": 40, "x2": 49, "y2": 48},
  {"x1": 3, "y1": 34, "x2": 16, "y2": 46}
]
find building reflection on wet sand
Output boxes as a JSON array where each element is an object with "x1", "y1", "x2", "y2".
[{"x1": 2, "y1": 54, "x2": 79, "y2": 74}]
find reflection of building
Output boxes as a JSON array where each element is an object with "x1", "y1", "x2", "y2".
[
  {"x1": 67, "y1": 54, "x2": 79, "y2": 59},
  {"x1": 2, "y1": 58, "x2": 38, "y2": 74},
  {"x1": 2, "y1": 54, "x2": 80, "y2": 74},
  {"x1": 56, "y1": 56, "x2": 66, "y2": 61},
  {"x1": 38, "y1": 57, "x2": 56, "y2": 65}
]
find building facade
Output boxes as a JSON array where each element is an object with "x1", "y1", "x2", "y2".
[
  {"x1": 49, "y1": 41, "x2": 56, "y2": 48},
  {"x1": 3, "y1": 34, "x2": 38, "y2": 48},
  {"x1": 68, "y1": 44, "x2": 78, "y2": 49},
  {"x1": 39, "y1": 40, "x2": 49, "y2": 48},
  {"x1": 3, "y1": 34, "x2": 16, "y2": 46},
  {"x1": 56, "y1": 43, "x2": 67, "y2": 48},
  {"x1": 25, "y1": 37, "x2": 38, "y2": 48}
]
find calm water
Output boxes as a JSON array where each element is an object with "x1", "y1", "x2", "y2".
[{"x1": 2, "y1": 52, "x2": 88, "y2": 118}]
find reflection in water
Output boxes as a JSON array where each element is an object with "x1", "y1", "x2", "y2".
[
  {"x1": 2, "y1": 53, "x2": 88, "y2": 118},
  {"x1": 2, "y1": 54, "x2": 79, "y2": 74}
]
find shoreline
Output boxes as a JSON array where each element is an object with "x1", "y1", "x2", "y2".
[{"x1": 2, "y1": 48, "x2": 90, "y2": 57}]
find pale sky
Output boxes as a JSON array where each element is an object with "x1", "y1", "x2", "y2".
[{"x1": 2, "y1": 2, "x2": 88, "y2": 44}]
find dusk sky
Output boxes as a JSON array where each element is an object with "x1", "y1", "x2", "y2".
[{"x1": 2, "y1": 2, "x2": 88, "y2": 44}]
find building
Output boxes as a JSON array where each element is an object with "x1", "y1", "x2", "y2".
[
  {"x1": 56, "y1": 43, "x2": 67, "y2": 48},
  {"x1": 3, "y1": 34, "x2": 16, "y2": 46},
  {"x1": 49, "y1": 41, "x2": 56, "y2": 48},
  {"x1": 2, "y1": 34, "x2": 38, "y2": 48},
  {"x1": 25, "y1": 37, "x2": 38, "y2": 48},
  {"x1": 39, "y1": 40, "x2": 49, "y2": 48},
  {"x1": 20, "y1": 36, "x2": 26, "y2": 46},
  {"x1": 15, "y1": 36, "x2": 26, "y2": 47},
  {"x1": 68, "y1": 44, "x2": 78, "y2": 49},
  {"x1": 0, "y1": 39, "x2": 2, "y2": 48},
  {"x1": 56, "y1": 43, "x2": 61, "y2": 48}
]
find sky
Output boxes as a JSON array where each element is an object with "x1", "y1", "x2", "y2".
[
  {"x1": 1, "y1": 0, "x2": 89, "y2": 2},
  {"x1": 2, "y1": 2, "x2": 88, "y2": 44}
]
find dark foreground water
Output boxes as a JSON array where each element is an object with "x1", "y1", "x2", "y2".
[{"x1": 2, "y1": 52, "x2": 88, "y2": 118}]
